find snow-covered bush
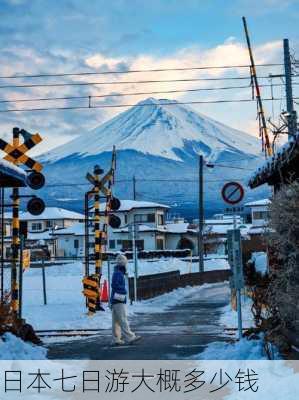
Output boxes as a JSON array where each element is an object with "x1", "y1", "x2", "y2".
[{"x1": 266, "y1": 181, "x2": 299, "y2": 353}]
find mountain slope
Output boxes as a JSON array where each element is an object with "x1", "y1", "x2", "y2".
[
  {"x1": 42, "y1": 98, "x2": 261, "y2": 163},
  {"x1": 39, "y1": 98, "x2": 268, "y2": 217}
]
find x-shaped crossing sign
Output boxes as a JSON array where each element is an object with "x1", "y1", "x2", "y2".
[
  {"x1": 0, "y1": 132, "x2": 43, "y2": 172},
  {"x1": 86, "y1": 169, "x2": 113, "y2": 196}
]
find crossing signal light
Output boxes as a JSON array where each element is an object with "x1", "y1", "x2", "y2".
[
  {"x1": 109, "y1": 197, "x2": 121, "y2": 211},
  {"x1": 109, "y1": 214, "x2": 121, "y2": 229},
  {"x1": 94, "y1": 165, "x2": 104, "y2": 175},
  {"x1": 26, "y1": 171, "x2": 45, "y2": 190},
  {"x1": 27, "y1": 197, "x2": 45, "y2": 216}
]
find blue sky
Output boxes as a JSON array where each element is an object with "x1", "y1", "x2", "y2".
[{"x1": 0, "y1": 0, "x2": 298, "y2": 153}]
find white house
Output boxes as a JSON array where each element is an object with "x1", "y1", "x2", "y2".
[
  {"x1": 106, "y1": 200, "x2": 169, "y2": 252},
  {"x1": 19, "y1": 207, "x2": 85, "y2": 233},
  {"x1": 244, "y1": 199, "x2": 271, "y2": 236},
  {"x1": 54, "y1": 222, "x2": 88, "y2": 257},
  {"x1": 3, "y1": 207, "x2": 85, "y2": 258}
]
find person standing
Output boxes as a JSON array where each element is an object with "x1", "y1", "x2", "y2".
[{"x1": 110, "y1": 254, "x2": 141, "y2": 345}]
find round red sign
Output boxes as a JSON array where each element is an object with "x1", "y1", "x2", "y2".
[{"x1": 221, "y1": 181, "x2": 244, "y2": 205}]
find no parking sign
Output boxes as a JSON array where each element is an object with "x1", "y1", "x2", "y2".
[{"x1": 221, "y1": 181, "x2": 244, "y2": 205}]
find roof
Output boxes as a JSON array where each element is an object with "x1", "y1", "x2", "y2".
[
  {"x1": 101, "y1": 200, "x2": 169, "y2": 212},
  {"x1": 244, "y1": 199, "x2": 271, "y2": 207},
  {"x1": 0, "y1": 158, "x2": 27, "y2": 187},
  {"x1": 165, "y1": 222, "x2": 189, "y2": 234},
  {"x1": 27, "y1": 231, "x2": 53, "y2": 241},
  {"x1": 54, "y1": 222, "x2": 85, "y2": 236},
  {"x1": 249, "y1": 133, "x2": 299, "y2": 188},
  {"x1": 19, "y1": 207, "x2": 85, "y2": 221}
]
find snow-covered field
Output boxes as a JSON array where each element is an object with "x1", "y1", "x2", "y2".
[
  {"x1": 20, "y1": 257, "x2": 228, "y2": 331},
  {"x1": 0, "y1": 333, "x2": 47, "y2": 360},
  {"x1": 0, "y1": 255, "x2": 267, "y2": 360}
]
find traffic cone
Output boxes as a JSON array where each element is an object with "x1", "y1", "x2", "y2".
[{"x1": 100, "y1": 280, "x2": 109, "y2": 302}]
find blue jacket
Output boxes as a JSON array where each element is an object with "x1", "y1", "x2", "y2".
[{"x1": 110, "y1": 265, "x2": 127, "y2": 304}]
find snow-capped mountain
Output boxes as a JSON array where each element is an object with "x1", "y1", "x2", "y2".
[
  {"x1": 42, "y1": 98, "x2": 261, "y2": 163},
  {"x1": 39, "y1": 98, "x2": 268, "y2": 217}
]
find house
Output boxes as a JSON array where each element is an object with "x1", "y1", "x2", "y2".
[
  {"x1": 249, "y1": 133, "x2": 299, "y2": 191},
  {"x1": 0, "y1": 158, "x2": 27, "y2": 188},
  {"x1": 54, "y1": 222, "x2": 88, "y2": 257},
  {"x1": 106, "y1": 200, "x2": 169, "y2": 252},
  {"x1": 3, "y1": 207, "x2": 85, "y2": 257},
  {"x1": 19, "y1": 207, "x2": 85, "y2": 233},
  {"x1": 244, "y1": 199, "x2": 271, "y2": 230}
]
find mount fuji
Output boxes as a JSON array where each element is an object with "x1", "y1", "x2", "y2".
[{"x1": 39, "y1": 98, "x2": 268, "y2": 218}]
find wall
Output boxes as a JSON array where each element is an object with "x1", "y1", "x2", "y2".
[
  {"x1": 128, "y1": 269, "x2": 231, "y2": 300},
  {"x1": 56, "y1": 235, "x2": 84, "y2": 257}
]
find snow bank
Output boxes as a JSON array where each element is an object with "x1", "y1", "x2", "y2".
[
  {"x1": 126, "y1": 256, "x2": 229, "y2": 277},
  {"x1": 251, "y1": 252, "x2": 268, "y2": 275},
  {"x1": 220, "y1": 295, "x2": 255, "y2": 330},
  {"x1": 198, "y1": 337, "x2": 267, "y2": 360},
  {"x1": 0, "y1": 333, "x2": 47, "y2": 360}
]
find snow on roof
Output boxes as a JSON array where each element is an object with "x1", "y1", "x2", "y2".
[
  {"x1": 54, "y1": 222, "x2": 85, "y2": 236},
  {"x1": 244, "y1": 199, "x2": 271, "y2": 207},
  {"x1": 101, "y1": 200, "x2": 169, "y2": 212},
  {"x1": 249, "y1": 132, "x2": 299, "y2": 188},
  {"x1": 27, "y1": 231, "x2": 53, "y2": 241},
  {"x1": 19, "y1": 207, "x2": 85, "y2": 221},
  {"x1": 0, "y1": 158, "x2": 26, "y2": 185},
  {"x1": 165, "y1": 222, "x2": 189, "y2": 234}
]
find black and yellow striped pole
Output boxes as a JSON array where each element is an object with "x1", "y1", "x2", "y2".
[
  {"x1": 11, "y1": 127, "x2": 20, "y2": 316},
  {"x1": 83, "y1": 148, "x2": 120, "y2": 315},
  {"x1": 0, "y1": 127, "x2": 44, "y2": 320}
]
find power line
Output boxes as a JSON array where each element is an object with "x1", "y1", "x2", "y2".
[
  {"x1": 0, "y1": 74, "x2": 287, "y2": 90},
  {"x1": 1, "y1": 81, "x2": 296, "y2": 105},
  {"x1": 0, "y1": 96, "x2": 297, "y2": 113},
  {"x1": 42, "y1": 176, "x2": 254, "y2": 188},
  {"x1": 0, "y1": 63, "x2": 284, "y2": 80}
]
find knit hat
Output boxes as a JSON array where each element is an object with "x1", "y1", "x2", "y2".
[{"x1": 115, "y1": 254, "x2": 128, "y2": 267}]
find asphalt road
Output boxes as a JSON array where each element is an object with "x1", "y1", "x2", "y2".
[{"x1": 47, "y1": 282, "x2": 231, "y2": 360}]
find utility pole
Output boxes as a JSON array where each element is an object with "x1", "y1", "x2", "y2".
[
  {"x1": 198, "y1": 155, "x2": 204, "y2": 272},
  {"x1": 283, "y1": 38, "x2": 298, "y2": 140},
  {"x1": 133, "y1": 176, "x2": 136, "y2": 200}
]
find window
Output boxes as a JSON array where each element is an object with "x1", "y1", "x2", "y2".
[
  {"x1": 136, "y1": 240, "x2": 144, "y2": 250},
  {"x1": 156, "y1": 238, "x2": 164, "y2": 250},
  {"x1": 109, "y1": 240, "x2": 116, "y2": 249},
  {"x1": 157, "y1": 214, "x2": 165, "y2": 225},
  {"x1": 46, "y1": 220, "x2": 53, "y2": 229},
  {"x1": 134, "y1": 213, "x2": 156, "y2": 223},
  {"x1": 252, "y1": 211, "x2": 269, "y2": 220},
  {"x1": 124, "y1": 214, "x2": 128, "y2": 224},
  {"x1": 31, "y1": 222, "x2": 42, "y2": 231},
  {"x1": 117, "y1": 240, "x2": 122, "y2": 245},
  {"x1": 122, "y1": 240, "x2": 132, "y2": 251},
  {"x1": 74, "y1": 239, "x2": 79, "y2": 249}
]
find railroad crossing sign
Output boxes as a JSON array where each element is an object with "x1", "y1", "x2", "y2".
[
  {"x1": 0, "y1": 129, "x2": 43, "y2": 172},
  {"x1": 221, "y1": 181, "x2": 244, "y2": 205}
]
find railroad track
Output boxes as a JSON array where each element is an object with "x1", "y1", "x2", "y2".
[{"x1": 36, "y1": 327, "x2": 249, "y2": 338}]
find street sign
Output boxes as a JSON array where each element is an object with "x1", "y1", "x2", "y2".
[
  {"x1": 227, "y1": 229, "x2": 244, "y2": 290},
  {"x1": 221, "y1": 181, "x2": 244, "y2": 205}
]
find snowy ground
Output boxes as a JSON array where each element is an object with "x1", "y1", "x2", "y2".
[
  {"x1": 19, "y1": 257, "x2": 228, "y2": 330},
  {"x1": 0, "y1": 333, "x2": 47, "y2": 360},
  {"x1": 198, "y1": 291, "x2": 271, "y2": 360}
]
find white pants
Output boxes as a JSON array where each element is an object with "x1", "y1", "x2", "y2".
[{"x1": 112, "y1": 303, "x2": 136, "y2": 344}]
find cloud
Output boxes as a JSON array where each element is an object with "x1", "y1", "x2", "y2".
[{"x1": 0, "y1": 32, "x2": 285, "y2": 155}]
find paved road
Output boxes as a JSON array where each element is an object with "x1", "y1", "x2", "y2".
[{"x1": 47, "y1": 282, "x2": 231, "y2": 360}]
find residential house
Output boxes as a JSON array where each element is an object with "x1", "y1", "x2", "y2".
[{"x1": 107, "y1": 200, "x2": 169, "y2": 252}]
